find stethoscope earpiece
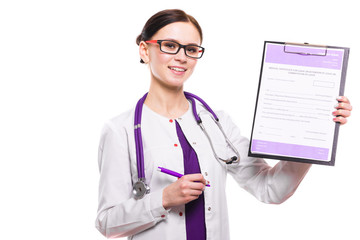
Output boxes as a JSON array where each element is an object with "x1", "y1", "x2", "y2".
[{"x1": 226, "y1": 156, "x2": 238, "y2": 165}]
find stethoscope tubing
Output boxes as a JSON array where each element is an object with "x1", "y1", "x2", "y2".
[
  {"x1": 184, "y1": 91, "x2": 219, "y2": 122},
  {"x1": 133, "y1": 92, "x2": 240, "y2": 199},
  {"x1": 134, "y1": 92, "x2": 148, "y2": 180}
]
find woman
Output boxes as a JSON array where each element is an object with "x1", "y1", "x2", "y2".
[{"x1": 95, "y1": 9, "x2": 352, "y2": 239}]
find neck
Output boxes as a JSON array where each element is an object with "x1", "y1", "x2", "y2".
[{"x1": 144, "y1": 84, "x2": 189, "y2": 119}]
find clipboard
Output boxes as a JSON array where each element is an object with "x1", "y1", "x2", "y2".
[{"x1": 248, "y1": 41, "x2": 350, "y2": 166}]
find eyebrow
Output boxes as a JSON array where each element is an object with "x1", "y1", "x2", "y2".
[{"x1": 164, "y1": 38, "x2": 201, "y2": 46}]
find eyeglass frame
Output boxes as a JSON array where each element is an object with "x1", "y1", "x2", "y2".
[{"x1": 145, "y1": 40, "x2": 205, "y2": 59}]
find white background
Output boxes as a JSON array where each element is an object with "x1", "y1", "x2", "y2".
[{"x1": 1, "y1": 0, "x2": 359, "y2": 239}]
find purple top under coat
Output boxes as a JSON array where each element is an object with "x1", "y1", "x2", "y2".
[{"x1": 176, "y1": 121, "x2": 206, "y2": 240}]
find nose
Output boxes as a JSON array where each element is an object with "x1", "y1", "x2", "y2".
[{"x1": 174, "y1": 47, "x2": 187, "y2": 62}]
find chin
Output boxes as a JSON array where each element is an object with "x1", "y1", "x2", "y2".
[
  {"x1": 162, "y1": 74, "x2": 189, "y2": 87},
  {"x1": 165, "y1": 80, "x2": 186, "y2": 89}
]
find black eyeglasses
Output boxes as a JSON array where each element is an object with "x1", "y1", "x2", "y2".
[{"x1": 145, "y1": 40, "x2": 205, "y2": 59}]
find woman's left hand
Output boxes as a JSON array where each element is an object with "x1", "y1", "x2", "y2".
[{"x1": 333, "y1": 96, "x2": 352, "y2": 125}]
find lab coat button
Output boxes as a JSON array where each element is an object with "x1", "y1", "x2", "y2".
[
  {"x1": 178, "y1": 117, "x2": 182, "y2": 120},
  {"x1": 192, "y1": 142, "x2": 196, "y2": 145},
  {"x1": 204, "y1": 172, "x2": 208, "y2": 176},
  {"x1": 208, "y1": 207, "x2": 211, "y2": 211}
]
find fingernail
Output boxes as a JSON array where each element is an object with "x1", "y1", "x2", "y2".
[
  {"x1": 334, "y1": 103, "x2": 339, "y2": 108},
  {"x1": 337, "y1": 96, "x2": 343, "y2": 101},
  {"x1": 332, "y1": 111, "x2": 337, "y2": 116}
]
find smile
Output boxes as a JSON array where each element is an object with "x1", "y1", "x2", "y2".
[{"x1": 169, "y1": 66, "x2": 186, "y2": 72}]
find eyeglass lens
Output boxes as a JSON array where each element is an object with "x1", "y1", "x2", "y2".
[{"x1": 160, "y1": 41, "x2": 203, "y2": 58}]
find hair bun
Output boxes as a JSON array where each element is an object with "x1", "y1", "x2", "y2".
[{"x1": 136, "y1": 34, "x2": 142, "y2": 46}]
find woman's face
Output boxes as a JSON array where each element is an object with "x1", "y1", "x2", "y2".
[{"x1": 143, "y1": 22, "x2": 202, "y2": 89}]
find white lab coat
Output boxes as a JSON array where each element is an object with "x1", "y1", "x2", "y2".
[{"x1": 95, "y1": 101, "x2": 311, "y2": 239}]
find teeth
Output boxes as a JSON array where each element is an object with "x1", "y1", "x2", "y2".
[{"x1": 170, "y1": 67, "x2": 185, "y2": 72}]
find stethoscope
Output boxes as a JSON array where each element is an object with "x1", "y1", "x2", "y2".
[{"x1": 132, "y1": 92, "x2": 241, "y2": 199}]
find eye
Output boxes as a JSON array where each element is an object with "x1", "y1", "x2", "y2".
[
  {"x1": 186, "y1": 47, "x2": 198, "y2": 53},
  {"x1": 164, "y1": 42, "x2": 176, "y2": 49}
]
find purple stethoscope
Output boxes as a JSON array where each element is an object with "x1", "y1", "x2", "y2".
[{"x1": 132, "y1": 92, "x2": 241, "y2": 199}]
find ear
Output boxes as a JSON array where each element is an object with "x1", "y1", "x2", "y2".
[{"x1": 139, "y1": 41, "x2": 150, "y2": 64}]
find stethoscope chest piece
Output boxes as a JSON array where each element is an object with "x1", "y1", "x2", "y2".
[{"x1": 132, "y1": 180, "x2": 150, "y2": 199}]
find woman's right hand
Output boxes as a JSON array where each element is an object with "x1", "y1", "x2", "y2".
[{"x1": 162, "y1": 173, "x2": 207, "y2": 209}]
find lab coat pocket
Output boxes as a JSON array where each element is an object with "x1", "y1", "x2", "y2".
[
  {"x1": 143, "y1": 146, "x2": 181, "y2": 191},
  {"x1": 128, "y1": 148, "x2": 158, "y2": 186},
  {"x1": 211, "y1": 143, "x2": 234, "y2": 170}
]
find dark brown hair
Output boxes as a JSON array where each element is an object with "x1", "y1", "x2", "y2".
[{"x1": 136, "y1": 9, "x2": 203, "y2": 63}]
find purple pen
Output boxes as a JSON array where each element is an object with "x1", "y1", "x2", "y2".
[
  {"x1": 157, "y1": 167, "x2": 210, "y2": 187},
  {"x1": 158, "y1": 167, "x2": 183, "y2": 178}
]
